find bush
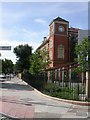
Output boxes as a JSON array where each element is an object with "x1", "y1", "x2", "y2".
[
  {"x1": 71, "y1": 71, "x2": 79, "y2": 82},
  {"x1": 79, "y1": 85, "x2": 86, "y2": 94},
  {"x1": 44, "y1": 83, "x2": 61, "y2": 93},
  {"x1": 22, "y1": 72, "x2": 46, "y2": 91},
  {"x1": 43, "y1": 83, "x2": 79, "y2": 100}
]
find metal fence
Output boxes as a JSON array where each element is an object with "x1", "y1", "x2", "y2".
[
  {"x1": 22, "y1": 68, "x2": 87, "y2": 101},
  {"x1": 44, "y1": 68, "x2": 86, "y2": 101}
]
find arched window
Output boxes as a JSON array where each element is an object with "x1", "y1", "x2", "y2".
[{"x1": 57, "y1": 44, "x2": 64, "y2": 59}]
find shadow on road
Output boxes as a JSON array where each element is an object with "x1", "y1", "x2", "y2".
[{"x1": 0, "y1": 82, "x2": 34, "y2": 91}]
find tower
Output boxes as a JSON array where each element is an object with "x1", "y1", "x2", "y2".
[{"x1": 49, "y1": 17, "x2": 69, "y2": 68}]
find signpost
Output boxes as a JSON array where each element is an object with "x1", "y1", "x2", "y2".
[
  {"x1": 0, "y1": 46, "x2": 11, "y2": 50},
  {"x1": 0, "y1": 46, "x2": 11, "y2": 73}
]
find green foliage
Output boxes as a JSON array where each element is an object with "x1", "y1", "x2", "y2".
[
  {"x1": 0, "y1": 59, "x2": 2, "y2": 73},
  {"x1": 2, "y1": 59, "x2": 14, "y2": 74},
  {"x1": 69, "y1": 34, "x2": 78, "y2": 62},
  {"x1": 43, "y1": 83, "x2": 80, "y2": 100},
  {"x1": 13, "y1": 44, "x2": 32, "y2": 72},
  {"x1": 71, "y1": 71, "x2": 78, "y2": 82},
  {"x1": 29, "y1": 50, "x2": 49, "y2": 75},
  {"x1": 44, "y1": 83, "x2": 61, "y2": 93},
  {"x1": 75, "y1": 38, "x2": 90, "y2": 72},
  {"x1": 79, "y1": 85, "x2": 86, "y2": 94},
  {"x1": 22, "y1": 72, "x2": 46, "y2": 91}
]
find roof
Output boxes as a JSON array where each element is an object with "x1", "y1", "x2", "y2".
[
  {"x1": 49, "y1": 17, "x2": 69, "y2": 26},
  {"x1": 37, "y1": 38, "x2": 49, "y2": 50},
  {"x1": 68, "y1": 27, "x2": 80, "y2": 33},
  {"x1": 69, "y1": 27, "x2": 80, "y2": 31}
]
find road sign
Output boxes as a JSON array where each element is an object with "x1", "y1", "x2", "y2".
[{"x1": 0, "y1": 46, "x2": 11, "y2": 50}]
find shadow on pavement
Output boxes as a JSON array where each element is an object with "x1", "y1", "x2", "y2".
[{"x1": 0, "y1": 82, "x2": 34, "y2": 91}]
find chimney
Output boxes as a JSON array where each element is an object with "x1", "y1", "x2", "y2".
[{"x1": 43, "y1": 37, "x2": 47, "y2": 41}]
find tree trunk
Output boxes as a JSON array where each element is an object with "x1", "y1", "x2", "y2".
[{"x1": 82, "y1": 72, "x2": 84, "y2": 83}]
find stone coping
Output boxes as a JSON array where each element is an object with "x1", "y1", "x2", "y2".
[
  {"x1": 34, "y1": 88, "x2": 90, "y2": 106},
  {"x1": 21, "y1": 79, "x2": 90, "y2": 106}
]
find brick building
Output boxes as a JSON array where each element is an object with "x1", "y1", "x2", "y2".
[
  {"x1": 37, "y1": 17, "x2": 81, "y2": 81},
  {"x1": 38, "y1": 17, "x2": 79, "y2": 69}
]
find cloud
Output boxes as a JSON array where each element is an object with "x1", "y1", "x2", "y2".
[
  {"x1": 0, "y1": 39, "x2": 17, "y2": 63},
  {"x1": 1, "y1": 0, "x2": 89, "y2": 2},
  {"x1": 21, "y1": 28, "x2": 49, "y2": 40},
  {"x1": 34, "y1": 18, "x2": 48, "y2": 26},
  {"x1": 0, "y1": 26, "x2": 48, "y2": 63},
  {"x1": 2, "y1": 2, "x2": 88, "y2": 26},
  {"x1": 21, "y1": 28, "x2": 38, "y2": 38},
  {"x1": 2, "y1": 3, "x2": 33, "y2": 25},
  {"x1": 1, "y1": 2, "x2": 88, "y2": 63},
  {"x1": 2, "y1": 4, "x2": 87, "y2": 28},
  {"x1": 0, "y1": 39, "x2": 41, "y2": 63}
]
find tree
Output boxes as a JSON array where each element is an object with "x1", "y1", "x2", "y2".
[
  {"x1": 2, "y1": 59, "x2": 14, "y2": 74},
  {"x1": 74, "y1": 38, "x2": 90, "y2": 72},
  {"x1": 29, "y1": 50, "x2": 49, "y2": 75},
  {"x1": 13, "y1": 44, "x2": 32, "y2": 72},
  {"x1": 75, "y1": 38, "x2": 90, "y2": 99},
  {"x1": 0, "y1": 59, "x2": 2, "y2": 73},
  {"x1": 69, "y1": 33, "x2": 78, "y2": 62}
]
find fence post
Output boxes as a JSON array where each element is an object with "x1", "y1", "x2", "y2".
[
  {"x1": 58, "y1": 68, "x2": 60, "y2": 85},
  {"x1": 86, "y1": 70, "x2": 90, "y2": 100},
  {"x1": 62, "y1": 67, "x2": 64, "y2": 87}
]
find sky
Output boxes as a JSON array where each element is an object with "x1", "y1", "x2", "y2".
[{"x1": 0, "y1": 1, "x2": 88, "y2": 64}]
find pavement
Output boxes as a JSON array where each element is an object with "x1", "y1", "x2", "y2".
[{"x1": 0, "y1": 76, "x2": 90, "y2": 119}]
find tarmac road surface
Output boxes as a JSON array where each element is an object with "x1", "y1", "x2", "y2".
[{"x1": 0, "y1": 77, "x2": 89, "y2": 119}]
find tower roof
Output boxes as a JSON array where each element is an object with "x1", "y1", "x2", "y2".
[{"x1": 49, "y1": 17, "x2": 69, "y2": 26}]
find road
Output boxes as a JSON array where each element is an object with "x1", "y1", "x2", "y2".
[{"x1": 0, "y1": 77, "x2": 89, "y2": 119}]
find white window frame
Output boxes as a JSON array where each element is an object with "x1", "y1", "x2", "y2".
[{"x1": 57, "y1": 44, "x2": 64, "y2": 59}]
